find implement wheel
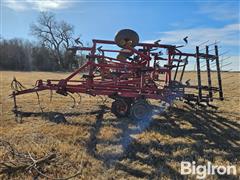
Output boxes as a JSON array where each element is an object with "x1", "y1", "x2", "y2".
[
  {"x1": 130, "y1": 99, "x2": 152, "y2": 121},
  {"x1": 111, "y1": 98, "x2": 131, "y2": 118}
]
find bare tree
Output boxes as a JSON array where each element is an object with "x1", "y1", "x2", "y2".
[{"x1": 30, "y1": 12, "x2": 75, "y2": 69}]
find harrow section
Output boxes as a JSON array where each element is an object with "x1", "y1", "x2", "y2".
[{"x1": 171, "y1": 45, "x2": 224, "y2": 105}]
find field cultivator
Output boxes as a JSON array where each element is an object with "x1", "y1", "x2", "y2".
[{"x1": 11, "y1": 29, "x2": 224, "y2": 120}]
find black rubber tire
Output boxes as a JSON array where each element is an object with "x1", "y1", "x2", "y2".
[
  {"x1": 130, "y1": 99, "x2": 152, "y2": 121},
  {"x1": 111, "y1": 98, "x2": 131, "y2": 118}
]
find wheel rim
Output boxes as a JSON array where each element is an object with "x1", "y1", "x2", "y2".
[
  {"x1": 115, "y1": 100, "x2": 128, "y2": 115},
  {"x1": 133, "y1": 103, "x2": 149, "y2": 119}
]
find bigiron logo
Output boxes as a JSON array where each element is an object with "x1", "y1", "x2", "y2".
[{"x1": 181, "y1": 161, "x2": 238, "y2": 179}]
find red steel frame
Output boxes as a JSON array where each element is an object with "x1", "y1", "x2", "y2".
[{"x1": 12, "y1": 39, "x2": 183, "y2": 102}]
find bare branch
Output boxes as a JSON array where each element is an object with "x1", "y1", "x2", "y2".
[
  {"x1": 30, "y1": 12, "x2": 75, "y2": 69},
  {"x1": 0, "y1": 139, "x2": 83, "y2": 179}
]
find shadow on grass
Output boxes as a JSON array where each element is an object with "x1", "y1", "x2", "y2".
[
  {"x1": 13, "y1": 105, "x2": 110, "y2": 125},
  {"x1": 13, "y1": 104, "x2": 240, "y2": 179},
  {"x1": 84, "y1": 105, "x2": 240, "y2": 179}
]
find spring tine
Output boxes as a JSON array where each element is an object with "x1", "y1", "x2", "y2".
[
  {"x1": 219, "y1": 50, "x2": 229, "y2": 56},
  {"x1": 211, "y1": 63, "x2": 217, "y2": 68},
  {"x1": 208, "y1": 46, "x2": 222, "y2": 53},
  {"x1": 198, "y1": 40, "x2": 209, "y2": 47},
  {"x1": 199, "y1": 44, "x2": 222, "y2": 52},
  {"x1": 49, "y1": 89, "x2": 53, "y2": 102},
  {"x1": 36, "y1": 92, "x2": 43, "y2": 113},
  {"x1": 221, "y1": 62, "x2": 232, "y2": 68},
  {"x1": 11, "y1": 81, "x2": 14, "y2": 91},
  {"x1": 210, "y1": 59, "x2": 216, "y2": 64},
  {"x1": 14, "y1": 79, "x2": 18, "y2": 91},
  {"x1": 17, "y1": 80, "x2": 26, "y2": 90},
  {"x1": 208, "y1": 48, "x2": 216, "y2": 52},
  {"x1": 16, "y1": 82, "x2": 23, "y2": 91},
  {"x1": 200, "y1": 42, "x2": 219, "y2": 51},
  {"x1": 11, "y1": 77, "x2": 15, "y2": 90},
  {"x1": 68, "y1": 93, "x2": 76, "y2": 108},
  {"x1": 220, "y1": 56, "x2": 231, "y2": 61},
  {"x1": 207, "y1": 41, "x2": 220, "y2": 47},
  {"x1": 76, "y1": 93, "x2": 82, "y2": 105},
  {"x1": 10, "y1": 77, "x2": 26, "y2": 92}
]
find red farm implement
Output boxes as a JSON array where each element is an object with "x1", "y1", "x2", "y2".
[{"x1": 11, "y1": 29, "x2": 224, "y2": 120}]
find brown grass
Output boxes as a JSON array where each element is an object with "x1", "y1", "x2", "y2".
[{"x1": 0, "y1": 71, "x2": 240, "y2": 179}]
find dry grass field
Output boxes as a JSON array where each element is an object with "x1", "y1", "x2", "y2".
[{"x1": 0, "y1": 71, "x2": 239, "y2": 179}]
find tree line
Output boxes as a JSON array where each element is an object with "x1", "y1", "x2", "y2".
[{"x1": 0, "y1": 12, "x2": 86, "y2": 71}]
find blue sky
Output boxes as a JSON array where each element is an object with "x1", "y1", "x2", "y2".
[{"x1": 1, "y1": 0, "x2": 239, "y2": 70}]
